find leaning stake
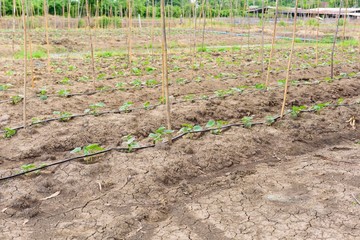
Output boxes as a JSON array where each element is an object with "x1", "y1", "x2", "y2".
[
  {"x1": 280, "y1": 0, "x2": 299, "y2": 117},
  {"x1": 160, "y1": 0, "x2": 172, "y2": 144},
  {"x1": 21, "y1": 0, "x2": 27, "y2": 128}
]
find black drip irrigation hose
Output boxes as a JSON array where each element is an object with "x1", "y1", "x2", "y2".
[{"x1": 1, "y1": 102, "x2": 359, "y2": 182}]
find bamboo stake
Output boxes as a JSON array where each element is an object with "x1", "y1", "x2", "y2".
[
  {"x1": 260, "y1": 0, "x2": 265, "y2": 73},
  {"x1": 12, "y1": 0, "x2": 16, "y2": 63},
  {"x1": 192, "y1": 1, "x2": 197, "y2": 65},
  {"x1": 54, "y1": 1, "x2": 57, "y2": 29},
  {"x1": 68, "y1": 0, "x2": 70, "y2": 29},
  {"x1": 44, "y1": 0, "x2": 51, "y2": 73},
  {"x1": 26, "y1": 0, "x2": 34, "y2": 88},
  {"x1": 85, "y1": 0, "x2": 96, "y2": 88},
  {"x1": 280, "y1": 0, "x2": 299, "y2": 118},
  {"x1": 151, "y1": 0, "x2": 155, "y2": 58},
  {"x1": 265, "y1": 0, "x2": 279, "y2": 87},
  {"x1": 341, "y1": 0, "x2": 348, "y2": 43},
  {"x1": 160, "y1": 0, "x2": 172, "y2": 144},
  {"x1": 21, "y1": 0, "x2": 27, "y2": 128},
  {"x1": 127, "y1": 0, "x2": 132, "y2": 66},
  {"x1": 200, "y1": 0, "x2": 206, "y2": 50},
  {"x1": 330, "y1": 1, "x2": 343, "y2": 79},
  {"x1": 315, "y1": 0, "x2": 320, "y2": 65}
]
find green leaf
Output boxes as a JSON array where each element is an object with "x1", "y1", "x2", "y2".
[
  {"x1": 206, "y1": 120, "x2": 216, "y2": 128},
  {"x1": 71, "y1": 147, "x2": 82, "y2": 154}
]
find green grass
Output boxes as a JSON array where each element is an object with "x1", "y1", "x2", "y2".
[{"x1": 14, "y1": 48, "x2": 47, "y2": 59}]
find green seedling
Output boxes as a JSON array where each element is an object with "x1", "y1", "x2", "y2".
[
  {"x1": 176, "y1": 78, "x2": 187, "y2": 85},
  {"x1": 97, "y1": 73, "x2": 106, "y2": 80},
  {"x1": 201, "y1": 95, "x2": 209, "y2": 100},
  {"x1": 20, "y1": 163, "x2": 46, "y2": 174},
  {"x1": 96, "y1": 86, "x2": 111, "y2": 92},
  {"x1": 4, "y1": 127, "x2": 17, "y2": 138},
  {"x1": 84, "y1": 102, "x2": 105, "y2": 115},
  {"x1": 131, "y1": 67, "x2": 142, "y2": 76},
  {"x1": 31, "y1": 117, "x2": 42, "y2": 124},
  {"x1": 10, "y1": 95, "x2": 23, "y2": 105},
  {"x1": 5, "y1": 70, "x2": 14, "y2": 76},
  {"x1": 277, "y1": 79, "x2": 286, "y2": 87},
  {"x1": 159, "y1": 96, "x2": 166, "y2": 104},
  {"x1": 215, "y1": 89, "x2": 234, "y2": 98},
  {"x1": 145, "y1": 79, "x2": 159, "y2": 87},
  {"x1": 115, "y1": 82, "x2": 126, "y2": 90},
  {"x1": 0, "y1": 84, "x2": 12, "y2": 91},
  {"x1": 123, "y1": 135, "x2": 140, "y2": 152},
  {"x1": 143, "y1": 101, "x2": 151, "y2": 110},
  {"x1": 53, "y1": 111, "x2": 72, "y2": 122},
  {"x1": 68, "y1": 65, "x2": 76, "y2": 71},
  {"x1": 71, "y1": 144, "x2": 105, "y2": 162},
  {"x1": 337, "y1": 98, "x2": 344, "y2": 105},
  {"x1": 149, "y1": 127, "x2": 174, "y2": 143},
  {"x1": 183, "y1": 94, "x2": 195, "y2": 102},
  {"x1": 131, "y1": 79, "x2": 142, "y2": 88},
  {"x1": 179, "y1": 123, "x2": 203, "y2": 133},
  {"x1": 145, "y1": 66, "x2": 157, "y2": 73},
  {"x1": 55, "y1": 68, "x2": 63, "y2": 73},
  {"x1": 241, "y1": 116, "x2": 253, "y2": 128},
  {"x1": 58, "y1": 89, "x2": 70, "y2": 97},
  {"x1": 38, "y1": 88, "x2": 48, "y2": 100},
  {"x1": 255, "y1": 83, "x2": 266, "y2": 90},
  {"x1": 265, "y1": 116, "x2": 276, "y2": 125},
  {"x1": 78, "y1": 76, "x2": 90, "y2": 82},
  {"x1": 311, "y1": 102, "x2": 330, "y2": 112},
  {"x1": 205, "y1": 120, "x2": 228, "y2": 134},
  {"x1": 291, "y1": 105, "x2": 307, "y2": 118},
  {"x1": 119, "y1": 101, "x2": 133, "y2": 112}
]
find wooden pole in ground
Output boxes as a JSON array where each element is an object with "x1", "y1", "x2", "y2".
[
  {"x1": 21, "y1": 0, "x2": 27, "y2": 128},
  {"x1": 127, "y1": 0, "x2": 132, "y2": 66},
  {"x1": 85, "y1": 0, "x2": 96, "y2": 88},
  {"x1": 260, "y1": 0, "x2": 265, "y2": 73},
  {"x1": 151, "y1": 0, "x2": 155, "y2": 58},
  {"x1": 160, "y1": 0, "x2": 172, "y2": 143},
  {"x1": 12, "y1": 0, "x2": 16, "y2": 63},
  {"x1": 265, "y1": 0, "x2": 279, "y2": 87},
  {"x1": 44, "y1": 0, "x2": 51, "y2": 73},
  {"x1": 315, "y1": 0, "x2": 320, "y2": 65},
  {"x1": 26, "y1": 0, "x2": 34, "y2": 88},
  {"x1": 68, "y1": 0, "x2": 70, "y2": 29},
  {"x1": 192, "y1": 1, "x2": 197, "y2": 65},
  {"x1": 330, "y1": 1, "x2": 343, "y2": 79},
  {"x1": 280, "y1": 0, "x2": 299, "y2": 117}
]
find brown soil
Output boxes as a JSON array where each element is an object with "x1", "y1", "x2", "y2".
[{"x1": 0, "y1": 26, "x2": 359, "y2": 239}]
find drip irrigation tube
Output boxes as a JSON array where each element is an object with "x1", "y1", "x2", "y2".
[{"x1": 0, "y1": 102, "x2": 358, "y2": 182}]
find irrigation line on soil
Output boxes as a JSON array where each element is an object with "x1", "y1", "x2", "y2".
[{"x1": 0, "y1": 102, "x2": 358, "y2": 182}]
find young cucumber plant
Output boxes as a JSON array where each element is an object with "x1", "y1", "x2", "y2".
[
  {"x1": 241, "y1": 116, "x2": 253, "y2": 128},
  {"x1": 38, "y1": 88, "x2": 48, "y2": 100},
  {"x1": 3, "y1": 127, "x2": 17, "y2": 138},
  {"x1": 311, "y1": 102, "x2": 330, "y2": 112},
  {"x1": 71, "y1": 144, "x2": 105, "y2": 162},
  {"x1": 53, "y1": 111, "x2": 72, "y2": 122},
  {"x1": 149, "y1": 127, "x2": 174, "y2": 143},
  {"x1": 119, "y1": 101, "x2": 133, "y2": 112},
  {"x1": 205, "y1": 120, "x2": 228, "y2": 134},
  {"x1": 122, "y1": 135, "x2": 140, "y2": 152},
  {"x1": 179, "y1": 123, "x2": 203, "y2": 133},
  {"x1": 84, "y1": 102, "x2": 105, "y2": 115},
  {"x1": 20, "y1": 163, "x2": 47, "y2": 175},
  {"x1": 10, "y1": 95, "x2": 23, "y2": 105},
  {"x1": 290, "y1": 105, "x2": 307, "y2": 118}
]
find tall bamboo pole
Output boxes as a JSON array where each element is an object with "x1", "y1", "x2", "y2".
[
  {"x1": 341, "y1": 0, "x2": 348, "y2": 43},
  {"x1": 12, "y1": 0, "x2": 16, "y2": 63},
  {"x1": 260, "y1": 0, "x2": 265, "y2": 73},
  {"x1": 26, "y1": 0, "x2": 34, "y2": 88},
  {"x1": 44, "y1": 0, "x2": 51, "y2": 73},
  {"x1": 127, "y1": 0, "x2": 132, "y2": 65},
  {"x1": 85, "y1": 0, "x2": 96, "y2": 88},
  {"x1": 330, "y1": 1, "x2": 343, "y2": 79},
  {"x1": 21, "y1": 0, "x2": 27, "y2": 128},
  {"x1": 280, "y1": 0, "x2": 299, "y2": 117},
  {"x1": 151, "y1": 0, "x2": 155, "y2": 58},
  {"x1": 68, "y1": 0, "x2": 70, "y2": 29},
  {"x1": 265, "y1": 0, "x2": 279, "y2": 87},
  {"x1": 160, "y1": 0, "x2": 172, "y2": 143},
  {"x1": 315, "y1": 0, "x2": 320, "y2": 65},
  {"x1": 192, "y1": 1, "x2": 197, "y2": 65},
  {"x1": 54, "y1": 1, "x2": 57, "y2": 29}
]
